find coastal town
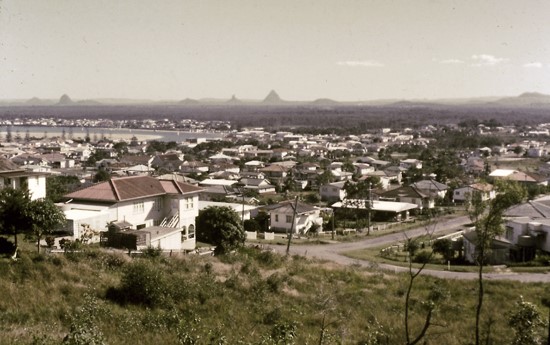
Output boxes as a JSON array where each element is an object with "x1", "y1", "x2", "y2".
[{"x1": 2, "y1": 116, "x2": 550, "y2": 267}]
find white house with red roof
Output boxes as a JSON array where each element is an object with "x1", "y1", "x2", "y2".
[{"x1": 61, "y1": 175, "x2": 202, "y2": 250}]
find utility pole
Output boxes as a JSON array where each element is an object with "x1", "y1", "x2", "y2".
[
  {"x1": 331, "y1": 208, "x2": 335, "y2": 240},
  {"x1": 286, "y1": 196, "x2": 299, "y2": 256},
  {"x1": 366, "y1": 182, "x2": 372, "y2": 236},
  {"x1": 235, "y1": 182, "x2": 246, "y2": 230}
]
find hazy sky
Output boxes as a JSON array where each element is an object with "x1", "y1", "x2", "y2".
[{"x1": 1, "y1": 0, "x2": 549, "y2": 101}]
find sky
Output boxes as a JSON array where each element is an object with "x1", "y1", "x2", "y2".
[{"x1": 1, "y1": 0, "x2": 549, "y2": 101}]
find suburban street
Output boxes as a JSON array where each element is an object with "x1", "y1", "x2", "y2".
[{"x1": 269, "y1": 215, "x2": 550, "y2": 283}]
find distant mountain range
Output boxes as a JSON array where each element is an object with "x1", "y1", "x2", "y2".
[{"x1": 2, "y1": 91, "x2": 550, "y2": 108}]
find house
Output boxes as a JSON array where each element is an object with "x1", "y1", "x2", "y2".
[
  {"x1": 0, "y1": 157, "x2": 47, "y2": 200},
  {"x1": 320, "y1": 181, "x2": 347, "y2": 202},
  {"x1": 501, "y1": 195, "x2": 550, "y2": 258},
  {"x1": 452, "y1": 183, "x2": 495, "y2": 203},
  {"x1": 463, "y1": 230, "x2": 513, "y2": 264},
  {"x1": 61, "y1": 175, "x2": 202, "y2": 251},
  {"x1": 151, "y1": 153, "x2": 184, "y2": 172},
  {"x1": 330, "y1": 170, "x2": 353, "y2": 182},
  {"x1": 266, "y1": 201, "x2": 323, "y2": 234},
  {"x1": 180, "y1": 161, "x2": 209, "y2": 175},
  {"x1": 243, "y1": 160, "x2": 265, "y2": 172},
  {"x1": 379, "y1": 186, "x2": 434, "y2": 211},
  {"x1": 209, "y1": 153, "x2": 236, "y2": 164},
  {"x1": 121, "y1": 164, "x2": 155, "y2": 176},
  {"x1": 462, "y1": 156, "x2": 485, "y2": 175},
  {"x1": 361, "y1": 171, "x2": 394, "y2": 190},
  {"x1": 39, "y1": 153, "x2": 75, "y2": 169},
  {"x1": 504, "y1": 217, "x2": 550, "y2": 257},
  {"x1": 238, "y1": 178, "x2": 276, "y2": 194},
  {"x1": 331, "y1": 199, "x2": 418, "y2": 222},
  {"x1": 411, "y1": 180, "x2": 449, "y2": 199},
  {"x1": 353, "y1": 163, "x2": 374, "y2": 176},
  {"x1": 119, "y1": 154, "x2": 154, "y2": 168},
  {"x1": 399, "y1": 159, "x2": 422, "y2": 170},
  {"x1": 260, "y1": 164, "x2": 289, "y2": 185}
]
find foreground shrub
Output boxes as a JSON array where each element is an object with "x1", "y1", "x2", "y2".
[
  {"x1": 106, "y1": 259, "x2": 170, "y2": 307},
  {"x1": 63, "y1": 294, "x2": 107, "y2": 345}
]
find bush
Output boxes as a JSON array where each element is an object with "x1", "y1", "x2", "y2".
[
  {"x1": 255, "y1": 250, "x2": 284, "y2": 269},
  {"x1": 63, "y1": 294, "x2": 107, "y2": 345},
  {"x1": 413, "y1": 250, "x2": 432, "y2": 264},
  {"x1": 45, "y1": 236, "x2": 55, "y2": 248},
  {"x1": 432, "y1": 238, "x2": 454, "y2": 261},
  {"x1": 142, "y1": 246, "x2": 162, "y2": 258},
  {"x1": 106, "y1": 260, "x2": 170, "y2": 307}
]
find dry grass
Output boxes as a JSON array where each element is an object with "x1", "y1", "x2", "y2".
[{"x1": 0, "y1": 242, "x2": 548, "y2": 344}]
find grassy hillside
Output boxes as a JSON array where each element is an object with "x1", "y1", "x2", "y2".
[{"x1": 1, "y1": 244, "x2": 548, "y2": 344}]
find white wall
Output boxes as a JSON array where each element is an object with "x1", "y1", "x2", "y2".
[
  {"x1": 150, "y1": 232, "x2": 182, "y2": 251},
  {"x1": 28, "y1": 175, "x2": 46, "y2": 200},
  {"x1": 115, "y1": 196, "x2": 165, "y2": 228}
]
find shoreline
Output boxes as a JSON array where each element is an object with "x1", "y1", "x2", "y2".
[{"x1": 4, "y1": 125, "x2": 227, "y2": 142}]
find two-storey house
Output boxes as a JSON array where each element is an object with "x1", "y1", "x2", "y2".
[{"x1": 61, "y1": 175, "x2": 202, "y2": 250}]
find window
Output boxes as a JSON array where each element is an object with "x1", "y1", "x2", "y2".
[
  {"x1": 181, "y1": 226, "x2": 187, "y2": 241},
  {"x1": 505, "y1": 226, "x2": 514, "y2": 240},
  {"x1": 154, "y1": 197, "x2": 162, "y2": 211},
  {"x1": 286, "y1": 215, "x2": 292, "y2": 223},
  {"x1": 133, "y1": 201, "x2": 144, "y2": 214},
  {"x1": 275, "y1": 214, "x2": 279, "y2": 222},
  {"x1": 188, "y1": 224, "x2": 195, "y2": 239},
  {"x1": 187, "y1": 197, "x2": 194, "y2": 209}
]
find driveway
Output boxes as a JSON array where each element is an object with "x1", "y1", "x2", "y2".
[{"x1": 268, "y1": 215, "x2": 550, "y2": 283}]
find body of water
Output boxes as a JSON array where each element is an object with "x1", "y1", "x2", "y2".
[{"x1": 2, "y1": 126, "x2": 226, "y2": 142}]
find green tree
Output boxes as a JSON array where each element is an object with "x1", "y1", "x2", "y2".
[
  {"x1": 0, "y1": 187, "x2": 32, "y2": 249},
  {"x1": 466, "y1": 181, "x2": 526, "y2": 345},
  {"x1": 196, "y1": 206, "x2": 245, "y2": 255},
  {"x1": 113, "y1": 142, "x2": 128, "y2": 156},
  {"x1": 254, "y1": 211, "x2": 270, "y2": 232},
  {"x1": 316, "y1": 169, "x2": 334, "y2": 186},
  {"x1": 46, "y1": 175, "x2": 81, "y2": 202},
  {"x1": 432, "y1": 238, "x2": 454, "y2": 262},
  {"x1": 243, "y1": 219, "x2": 261, "y2": 232},
  {"x1": 93, "y1": 170, "x2": 111, "y2": 183},
  {"x1": 28, "y1": 199, "x2": 66, "y2": 253},
  {"x1": 85, "y1": 150, "x2": 110, "y2": 167}
]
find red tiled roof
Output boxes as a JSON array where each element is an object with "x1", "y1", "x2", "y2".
[{"x1": 64, "y1": 176, "x2": 202, "y2": 202}]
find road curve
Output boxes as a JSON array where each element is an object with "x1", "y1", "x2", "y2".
[{"x1": 268, "y1": 215, "x2": 550, "y2": 283}]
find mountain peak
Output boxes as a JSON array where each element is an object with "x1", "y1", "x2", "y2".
[
  {"x1": 227, "y1": 94, "x2": 242, "y2": 104},
  {"x1": 263, "y1": 90, "x2": 283, "y2": 103},
  {"x1": 518, "y1": 92, "x2": 549, "y2": 98},
  {"x1": 57, "y1": 94, "x2": 74, "y2": 105}
]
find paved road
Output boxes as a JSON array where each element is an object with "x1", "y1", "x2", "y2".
[{"x1": 269, "y1": 215, "x2": 550, "y2": 283}]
